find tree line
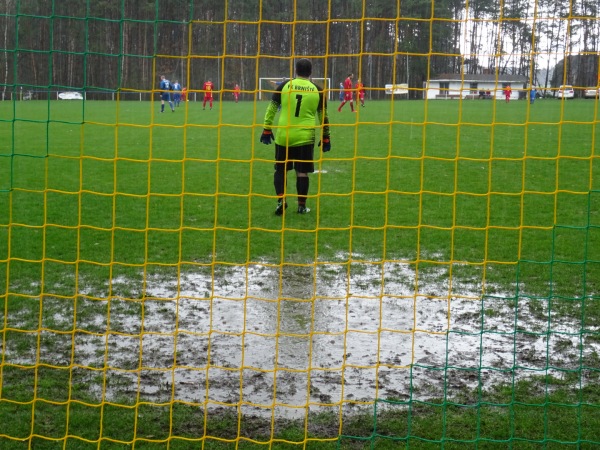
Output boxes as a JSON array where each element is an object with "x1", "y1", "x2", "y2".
[{"x1": 1, "y1": 0, "x2": 598, "y2": 101}]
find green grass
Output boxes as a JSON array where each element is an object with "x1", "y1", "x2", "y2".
[
  {"x1": 1, "y1": 375, "x2": 600, "y2": 448},
  {"x1": 1, "y1": 97, "x2": 599, "y2": 295},
  {"x1": 0, "y1": 97, "x2": 599, "y2": 448}
]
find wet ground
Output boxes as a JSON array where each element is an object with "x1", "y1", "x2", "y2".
[{"x1": 8, "y1": 261, "x2": 597, "y2": 420}]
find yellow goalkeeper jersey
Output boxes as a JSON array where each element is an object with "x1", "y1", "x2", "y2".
[{"x1": 263, "y1": 77, "x2": 329, "y2": 147}]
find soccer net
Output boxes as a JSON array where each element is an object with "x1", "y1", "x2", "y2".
[
  {"x1": 259, "y1": 77, "x2": 332, "y2": 100},
  {"x1": 1, "y1": 0, "x2": 599, "y2": 448}
]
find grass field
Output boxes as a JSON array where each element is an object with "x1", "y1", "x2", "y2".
[
  {"x1": 1, "y1": 97, "x2": 599, "y2": 295},
  {"x1": 0, "y1": 96, "x2": 599, "y2": 448}
]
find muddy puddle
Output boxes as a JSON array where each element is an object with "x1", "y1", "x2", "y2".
[{"x1": 8, "y1": 261, "x2": 596, "y2": 420}]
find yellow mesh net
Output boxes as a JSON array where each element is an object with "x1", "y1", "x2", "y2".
[{"x1": 1, "y1": 1, "x2": 600, "y2": 448}]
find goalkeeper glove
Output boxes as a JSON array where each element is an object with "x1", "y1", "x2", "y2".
[
  {"x1": 318, "y1": 137, "x2": 331, "y2": 152},
  {"x1": 260, "y1": 129, "x2": 273, "y2": 145}
]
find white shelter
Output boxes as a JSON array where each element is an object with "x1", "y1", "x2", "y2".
[{"x1": 424, "y1": 73, "x2": 529, "y2": 100}]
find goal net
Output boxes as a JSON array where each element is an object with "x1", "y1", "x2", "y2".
[
  {"x1": 259, "y1": 77, "x2": 332, "y2": 100},
  {"x1": 1, "y1": 0, "x2": 598, "y2": 448}
]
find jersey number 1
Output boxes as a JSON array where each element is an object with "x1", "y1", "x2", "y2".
[{"x1": 295, "y1": 94, "x2": 303, "y2": 117}]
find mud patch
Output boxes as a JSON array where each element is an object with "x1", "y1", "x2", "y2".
[{"x1": 4, "y1": 261, "x2": 597, "y2": 420}]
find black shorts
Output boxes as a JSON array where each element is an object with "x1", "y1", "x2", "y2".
[{"x1": 274, "y1": 143, "x2": 315, "y2": 173}]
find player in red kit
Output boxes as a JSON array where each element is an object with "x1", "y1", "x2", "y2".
[
  {"x1": 504, "y1": 85, "x2": 512, "y2": 103},
  {"x1": 355, "y1": 78, "x2": 365, "y2": 107},
  {"x1": 202, "y1": 80, "x2": 214, "y2": 110},
  {"x1": 233, "y1": 83, "x2": 240, "y2": 103},
  {"x1": 338, "y1": 73, "x2": 356, "y2": 112}
]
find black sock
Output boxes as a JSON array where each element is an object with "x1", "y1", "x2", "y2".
[
  {"x1": 274, "y1": 168, "x2": 286, "y2": 199},
  {"x1": 297, "y1": 176, "x2": 309, "y2": 205}
]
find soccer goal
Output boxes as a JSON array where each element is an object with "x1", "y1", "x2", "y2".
[{"x1": 259, "y1": 77, "x2": 332, "y2": 100}]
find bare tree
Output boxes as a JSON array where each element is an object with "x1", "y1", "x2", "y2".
[{"x1": 2, "y1": 0, "x2": 14, "y2": 99}]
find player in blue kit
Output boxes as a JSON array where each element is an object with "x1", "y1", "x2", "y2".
[
  {"x1": 159, "y1": 75, "x2": 175, "y2": 113},
  {"x1": 172, "y1": 80, "x2": 182, "y2": 107}
]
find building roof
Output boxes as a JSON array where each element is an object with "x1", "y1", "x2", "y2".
[{"x1": 430, "y1": 73, "x2": 528, "y2": 83}]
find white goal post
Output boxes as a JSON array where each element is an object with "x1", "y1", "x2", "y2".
[{"x1": 259, "y1": 77, "x2": 332, "y2": 100}]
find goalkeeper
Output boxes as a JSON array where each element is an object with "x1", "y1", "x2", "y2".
[{"x1": 260, "y1": 58, "x2": 331, "y2": 215}]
